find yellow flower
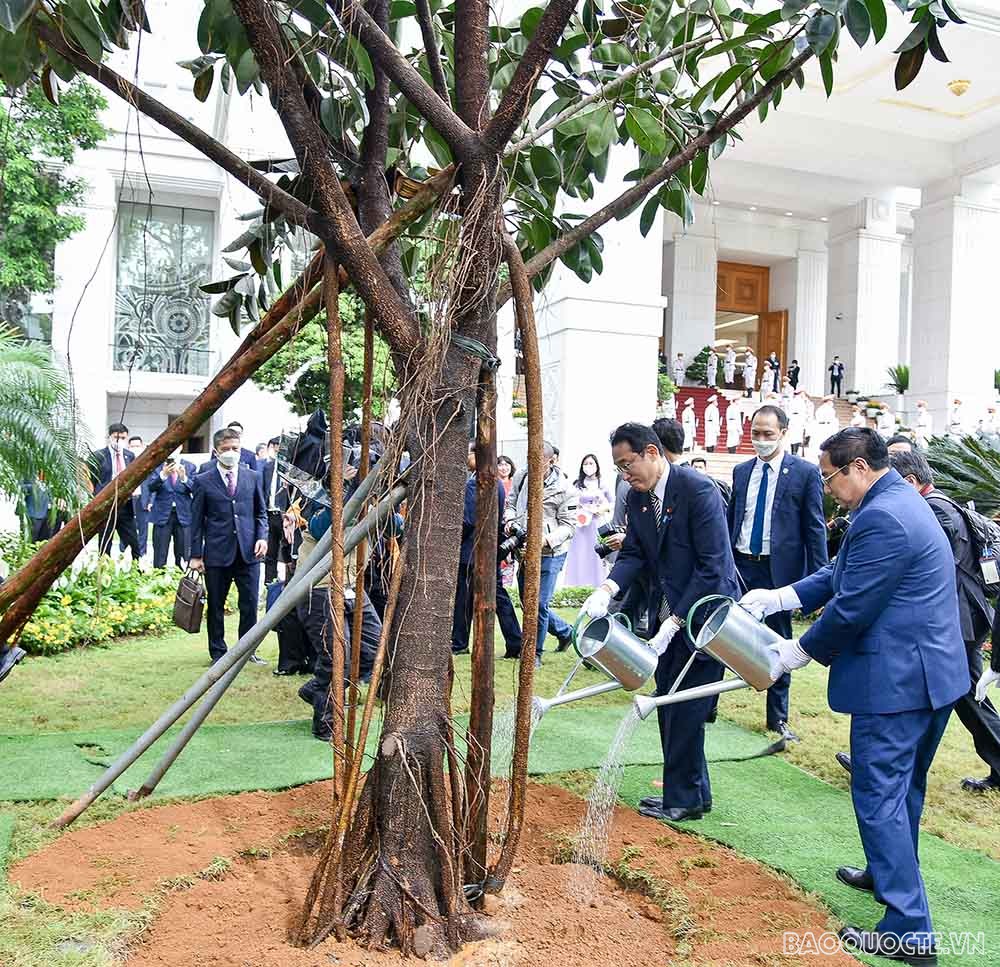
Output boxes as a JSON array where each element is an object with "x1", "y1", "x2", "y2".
[{"x1": 61, "y1": 595, "x2": 72, "y2": 606}]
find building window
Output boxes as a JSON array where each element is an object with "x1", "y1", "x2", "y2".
[{"x1": 114, "y1": 202, "x2": 214, "y2": 376}]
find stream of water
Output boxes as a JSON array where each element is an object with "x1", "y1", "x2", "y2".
[{"x1": 569, "y1": 706, "x2": 642, "y2": 901}]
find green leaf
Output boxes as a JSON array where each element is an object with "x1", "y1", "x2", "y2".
[
  {"x1": 639, "y1": 195, "x2": 660, "y2": 237},
  {"x1": 864, "y1": 0, "x2": 887, "y2": 41},
  {"x1": 234, "y1": 47, "x2": 257, "y2": 95},
  {"x1": 744, "y1": 9, "x2": 783, "y2": 35},
  {"x1": 941, "y1": 0, "x2": 965, "y2": 24},
  {"x1": 780, "y1": 0, "x2": 810, "y2": 20},
  {"x1": 193, "y1": 67, "x2": 214, "y2": 102},
  {"x1": 347, "y1": 34, "x2": 374, "y2": 88},
  {"x1": 712, "y1": 62, "x2": 748, "y2": 100},
  {"x1": 844, "y1": 0, "x2": 871, "y2": 46},
  {"x1": 0, "y1": 19, "x2": 40, "y2": 85},
  {"x1": 759, "y1": 39, "x2": 792, "y2": 79},
  {"x1": 704, "y1": 35, "x2": 761, "y2": 57},
  {"x1": 895, "y1": 18, "x2": 929, "y2": 53},
  {"x1": 0, "y1": 0, "x2": 34, "y2": 34},
  {"x1": 926, "y1": 22, "x2": 949, "y2": 63},
  {"x1": 423, "y1": 124, "x2": 453, "y2": 168},
  {"x1": 520, "y1": 6, "x2": 544, "y2": 39},
  {"x1": 894, "y1": 43, "x2": 925, "y2": 90},
  {"x1": 819, "y1": 48, "x2": 834, "y2": 95},
  {"x1": 691, "y1": 150, "x2": 708, "y2": 196},
  {"x1": 805, "y1": 12, "x2": 837, "y2": 55},
  {"x1": 529, "y1": 145, "x2": 561, "y2": 186},
  {"x1": 592, "y1": 41, "x2": 633, "y2": 65},
  {"x1": 585, "y1": 106, "x2": 617, "y2": 157},
  {"x1": 292, "y1": 0, "x2": 331, "y2": 28},
  {"x1": 817, "y1": 0, "x2": 847, "y2": 13},
  {"x1": 200, "y1": 274, "x2": 248, "y2": 294},
  {"x1": 624, "y1": 106, "x2": 666, "y2": 156},
  {"x1": 556, "y1": 105, "x2": 601, "y2": 137}
]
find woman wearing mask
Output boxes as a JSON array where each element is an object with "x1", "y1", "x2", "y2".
[{"x1": 563, "y1": 454, "x2": 612, "y2": 588}]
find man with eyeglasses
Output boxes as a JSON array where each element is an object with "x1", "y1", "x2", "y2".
[
  {"x1": 740, "y1": 427, "x2": 967, "y2": 966},
  {"x1": 583, "y1": 422, "x2": 739, "y2": 823}
]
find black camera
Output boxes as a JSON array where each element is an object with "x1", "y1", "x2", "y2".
[
  {"x1": 499, "y1": 524, "x2": 527, "y2": 560},
  {"x1": 594, "y1": 522, "x2": 625, "y2": 559}
]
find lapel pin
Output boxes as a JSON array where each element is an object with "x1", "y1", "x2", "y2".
[{"x1": 783, "y1": 468, "x2": 789, "y2": 475}]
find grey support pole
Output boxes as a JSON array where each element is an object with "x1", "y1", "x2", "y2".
[{"x1": 52, "y1": 482, "x2": 407, "y2": 827}]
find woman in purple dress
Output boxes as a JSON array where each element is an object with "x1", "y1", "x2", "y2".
[{"x1": 563, "y1": 454, "x2": 612, "y2": 588}]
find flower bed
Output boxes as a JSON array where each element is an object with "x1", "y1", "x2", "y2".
[{"x1": 0, "y1": 534, "x2": 180, "y2": 655}]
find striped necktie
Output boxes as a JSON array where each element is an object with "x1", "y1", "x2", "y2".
[{"x1": 649, "y1": 491, "x2": 671, "y2": 622}]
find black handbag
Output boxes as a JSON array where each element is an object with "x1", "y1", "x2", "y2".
[{"x1": 172, "y1": 569, "x2": 205, "y2": 633}]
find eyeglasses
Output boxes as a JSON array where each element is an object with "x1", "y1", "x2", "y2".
[{"x1": 822, "y1": 465, "x2": 847, "y2": 487}]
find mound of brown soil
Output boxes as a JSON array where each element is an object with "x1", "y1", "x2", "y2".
[{"x1": 12, "y1": 781, "x2": 854, "y2": 965}]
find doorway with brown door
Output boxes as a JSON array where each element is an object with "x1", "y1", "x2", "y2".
[{"x1": 715, "y1": 261, "x2": 787, "y2": 392}]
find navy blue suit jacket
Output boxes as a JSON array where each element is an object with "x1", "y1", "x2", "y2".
[
  {"x1": 189, "y1": 466, "x2": 268, "y2": 567},
  {"x1": 147, "y1": 460, "x2": 197, "y2": 526},
  {"x1": 460, "y1": 477, "x2": 506, "y2": 566},
  {"x1": 89, "y1": 446, "x2": 134, "y2": 492},
  {"x1": 795, "y1": 470, "x2": 968, "y2": 715},
  {"x1": 609, "y1": 463, "x2": 740, "y2": 651},
  {"x1": 727, "y1": 452, "x2": 828, "y2": 587}
]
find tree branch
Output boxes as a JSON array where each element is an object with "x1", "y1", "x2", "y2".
[
  {"x1": 497, "y1": 47, "x2": 814, "y2": 304},
  {"x1": 507, "y1": 34, "x2": 714, "y2": 155},
  {"x1": 231, "y1": 0, "x2": 421, "y2": 357},
  {"x1": 328, "y1": 0, "x2": 478, "y2": 158},
  {"x1": 36, "y1": 20, "x2": 317, "y2": 232},
  {"x1": 414, "y1": 0, "x2": 449, "y2": 104},
  {"x1": 454, "y1": 0, "x2": 490, "y2": 129},
  {"x1": 481, "y1": 0, "x2": 578, "y2": 153}
]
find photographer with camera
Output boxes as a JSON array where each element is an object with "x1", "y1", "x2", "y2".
[
  {"x1": 505, "y1": 441, "x2": 579, "y2": 667},
  {"x1": 452, "y1": 441, "x2": 523, "y2": 658}
]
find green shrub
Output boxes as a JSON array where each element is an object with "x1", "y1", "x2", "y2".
[
  {"x1": 0, "y1": 533, "x2": 180, "y2": 655},
  {"x1": 507, "y1": 584, "x2": 592, "y2": 610}
]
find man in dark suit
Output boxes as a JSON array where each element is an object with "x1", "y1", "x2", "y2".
[
  {"x1": 224, "y1": 420, "x2": 258, "y2": 470},
  {"x1": 89, "y1": 422, "x2": 141, "y2": 560},
  {"x1": 829, "y1": 355, "x2": 845, "y2": 397},
  {"x1": 584, "y1": 422, "x2": 739, "y2": 822},
  {"x1": 125, "y1": 436, "x2": 151, "y2": 558},
  {"x1": 147, "y1": 449, "x2": 197, "y2": 568},
  {"x1": 452, "y1": 440, "x2": 522, "y2": 657},
  {"x1": 742, "y1": 428, "x2": 967, "y2": 965},
  {"x1": 189, "y1": 427, "x2": 269, "y2": 664},
  {"x1": 727, "y1": 404, "x2": 828, "y2": 739},
  {"x1": 891, "y1": 450, "x2": 1000, "y2": 794}
]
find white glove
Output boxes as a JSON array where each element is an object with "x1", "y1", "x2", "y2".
[
  {"x1": 648, "y1": 616, "x2": 682, "y2": 657},
  {"x1": 976, "y1": 667, "x2": 1000, "y2": 703},
  {"x1": 739, "y1": 585, "x2": 801, "y2": 621},
  {"x1": 777, "y1": 637, "x2": 812, "y2": 674},
  {"x1": 582, "y1": 586, "x2": 612, "y2": 620}
]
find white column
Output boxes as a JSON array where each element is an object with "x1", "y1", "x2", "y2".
[
  {"x1": 772, "y1": 249, "x2": 828, "y2": 397},
  {"x1": 661, "y1": 227, "x2": 717, "y2": 371},
  {"x1": 825, "y1": 196, "x2": 903, "y2": 397},
  {"x1": 909, "y1": 177, "x2": 1000, "y2": 431}
]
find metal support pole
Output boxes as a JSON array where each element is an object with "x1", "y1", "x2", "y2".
[{"x1": 52, "y1": 483, "x2": 407, "y2": 827}]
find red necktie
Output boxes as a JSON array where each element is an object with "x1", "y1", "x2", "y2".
[
  {"x1": 115, "y1": 449, "x2": 124, "y2": 475},
  {"x1": 226, "y1": 472, "x2": 235, "y2": 497}
]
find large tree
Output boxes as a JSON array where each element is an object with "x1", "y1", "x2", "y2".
[{"x1": 0, "y1": 0, "x2": 958, "y2": 955}]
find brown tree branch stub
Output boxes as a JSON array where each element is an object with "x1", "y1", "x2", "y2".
[{"x1": 414, "y1": 0, "x2": 450, "y2": 103}]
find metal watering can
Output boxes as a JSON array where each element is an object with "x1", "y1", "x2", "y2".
[
  {"x1": 532, "y1": 612, "x2": 659, "y2": 720},
  {"x1": 633, "y1": 594, "x2": 784, "y2": 721}
]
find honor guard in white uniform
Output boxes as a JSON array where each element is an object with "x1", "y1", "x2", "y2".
[
  {"x1": 704, "y1": 395, "x2": 720, "y2": 452},
  {"x1": 724, "y1": 348, "x2": 736, "y2": 385},
  {"x1": 706, "y1": 351, "x2": 719, "y2": 387},
  {"x1": 682, "y1": 398, "x2": 697, "y2": 452}
]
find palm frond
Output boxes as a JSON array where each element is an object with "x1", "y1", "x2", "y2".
[{"x1": 926, "y1": 435, "x2": 1000, "y2": 517}]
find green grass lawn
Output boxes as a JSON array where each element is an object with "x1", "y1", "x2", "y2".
[{"x1": 3, "y1": 610, "x2": 999, "y2": 865}]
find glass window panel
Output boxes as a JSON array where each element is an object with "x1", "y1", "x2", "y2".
[{"x1": 114, "y1": 203, "x2": 214, "y2": 376}]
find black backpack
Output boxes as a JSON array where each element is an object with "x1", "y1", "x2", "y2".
[{"x1": 928, "y1": 493, "x2": 1000, "y2": 597}]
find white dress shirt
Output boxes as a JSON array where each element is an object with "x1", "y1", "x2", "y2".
[
  {"x1": 217, "y1": 461, "x2": 239, "y2": 491},
  {"x1": 652, "y1": 462, "x2": 669, "y2": 518},
  {"x1": 737, "y1": 456, "x2": 781, "y2": 555}
]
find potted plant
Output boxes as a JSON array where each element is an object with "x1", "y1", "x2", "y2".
[
  {"x1": 886, "y1": 363, "x2": 910, "y2": 419},
  {"x1": 864, "y1": 399, "x2": 881, "y2": 419},
  {"x1": 846, "y1": 389, "x2": 859, "y2": 404},
  {"x1": 657, "y1": 371, "x2": 677, "y2": 404}
]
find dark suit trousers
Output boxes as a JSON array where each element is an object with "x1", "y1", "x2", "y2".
[
  {"x1": 264, "y1": 510, "x2": 284, "y2": 584},
  {"x1": 204, "y1": 558, "x2": 260, "y2": 662},
  {"x1": 954, "y1": 642, "x2": 1000, "y2": 782},
  {"x1": 298, "y1": 588, "x2": 381, "y2": 734},
  {"x1": 830, "y1": 375, "x2": 842, "y2": 397},
  {"x1": 737, "y1": 556, "x2": 794, "y2": 729},
  {"x1": 100, "y1": 501, "x2": 140, "y2": 560},
  {"x1": 29, "y1": 517, "x2": 51, "y2": 542},
  {"x1": 123, "y1": 496, "x2": 149, "y2": 556},
  {"x1": 654, "y1": 640, "x2": 725, "y2": 811},
  {"x1": 153, "y1": 509, "x2": 188, "y2": 568},
  {"x1": 452, "y1": 560, "x2": 522, "y2": 654}
]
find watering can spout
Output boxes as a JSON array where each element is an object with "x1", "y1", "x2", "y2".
[
  {"x1": 532, "y1": 680, "x2": 623, "y2": 719},
  {"x1": 633, "y1": 677, "x2": 753, "y2": 720}
]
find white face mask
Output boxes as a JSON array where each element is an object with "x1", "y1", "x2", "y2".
[
  {"x1": 217, "y1": 450, "x2": 240, "y2": 469},
  {"x1": 752, "y1": 439, "x2": 781, "y2": 459}
]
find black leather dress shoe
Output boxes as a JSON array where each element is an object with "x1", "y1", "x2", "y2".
[
  {"x1": 639, "y1": 795, "x2": 711, "y2": 813},
  {"x1": 960, "y1": 774, "x2": 1000, "y2": 793},
  {"x1": 771, "y1": 720, "x2": 800, "y2": 743},
  {"x1": 272, "y1": 667, "x2": 298, "y2": 676},
  {"x1": 836, "y1": 751, "x2": 852, "y2": 774},
  {"x1": 555, "y1": 635, "x2": 573, "y2": 653},
  {"x1": 502, "y1": 651, "x2": 520, "y2": 660},
  {"x1": 838, "y1": 926, "x2": 937, "y2": 965},
  {"x1": 836, "y1": 866, "x2": 874, "y2": 894},
  {"x1": 298, "y1": 680, "x2": 320, "y2": 705},
  {"x1": 248, "y1": 653, "x2": 268, "y2": 665},
  {"x1": 638, "y1": 802, "x2": 703, "y2": 822}
]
